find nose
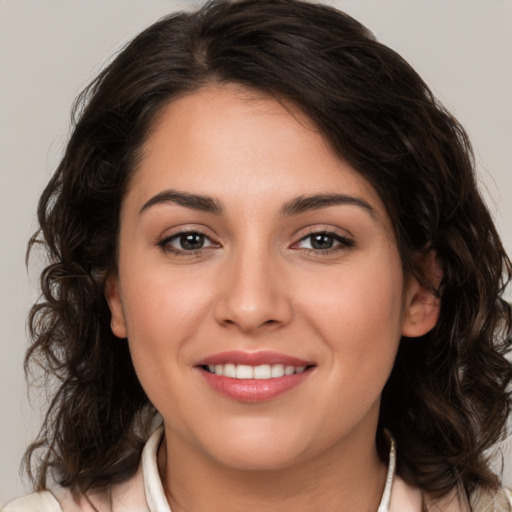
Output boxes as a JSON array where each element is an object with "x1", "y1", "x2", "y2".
[{"x1": 214, "y1": 244, "x2": 293, "y2": 334}]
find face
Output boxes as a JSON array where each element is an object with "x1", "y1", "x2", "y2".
[{"x1": 107, "y1": 85, "x2": 439, "y2": 472}]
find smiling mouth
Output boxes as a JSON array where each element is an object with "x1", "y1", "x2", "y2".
[
  {"x1": 196, "y1": 351, "x2": 316, "y2": 401},
  {"x1": 203, "y1": 363, "x2": 311, "y2": 379}
]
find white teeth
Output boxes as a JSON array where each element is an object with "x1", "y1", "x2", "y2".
[
  {"x1": 253, "y1": 364, "x2": 271, "y2": 379},
  {"x1": 236, "y1": 364, "x2": 253, "y2": 379},
  {"x1": 207, "y1": 363, "x2": 308, "y2": 379},
  {"x1": 224, "y1": 363, "x2": 236, "y2": 378},
  {"x1": 284, "y1": 365, "x2": 295, "y2": 376},
  {"x1": 271, "y1": 364, "x2": 284, "y2": 378}
]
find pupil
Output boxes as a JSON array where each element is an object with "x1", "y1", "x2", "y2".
[
  {"x1": 311, "y1": 234, "x2": 333, "y2": 250},
  {"x1": 181, "y1": 233, "x2": 204, "y2": 250}
]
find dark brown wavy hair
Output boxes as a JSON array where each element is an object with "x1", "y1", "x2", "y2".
[{"x1": 25, "y1": 0, "x2": 512, "y2": 503}]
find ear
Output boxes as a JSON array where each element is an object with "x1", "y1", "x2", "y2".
[
  {"x1": 105, "y1": 273, "x2": 128, "y2": 339},
  {"x1": 401, "y1": 252, "x2": 442, "y2": 338}
]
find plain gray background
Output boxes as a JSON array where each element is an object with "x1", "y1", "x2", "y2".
[{"x1": 1, "y1": 0, "x2": 511, "y2": 504}]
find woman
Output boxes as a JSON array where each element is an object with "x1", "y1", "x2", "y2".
[{"x1": 4, "y1": 0, "x2": 512, "y2": 510}]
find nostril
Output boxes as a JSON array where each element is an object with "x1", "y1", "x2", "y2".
[{"x1": 213, "y1": 281, "x2": 293, "y2": 332}]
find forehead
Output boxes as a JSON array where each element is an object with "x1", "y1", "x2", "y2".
[{"x1": 126, "y1": 84, "x2": 389, "y2": 225}]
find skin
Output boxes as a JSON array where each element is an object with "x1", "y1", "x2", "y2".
[{"x1": 106, "y1": 84, "x2": 440, "y2": 512}]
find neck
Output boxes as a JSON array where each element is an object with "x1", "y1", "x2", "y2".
[{"x1": 159, "y1": 425, "x2": 388, "y2": 512}]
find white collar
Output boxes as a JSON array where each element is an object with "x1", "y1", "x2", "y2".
[{"x1": 141, "y1": 426, "x2": 397, "y2": 512}]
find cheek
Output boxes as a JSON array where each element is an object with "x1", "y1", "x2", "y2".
[
  {"x1": 298, "y1": 257, "x2": 404, "y2": 376},
  {"x1": 121, "y1": 260, "x2": 212, "y2": 339},
  {"x1": 120, "y1": 271, "x2": 214, "y2": 425},
  {"x1": 298, "y1": 269, "x2": 404, "y2": 433},
  {"x1": 118, "y1": 261, "x2": 215, "y2": 391}
]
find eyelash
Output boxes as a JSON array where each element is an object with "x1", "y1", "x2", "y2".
[
  {"x1": 158, "y1": 229, "x2": 217, "y2": 256},
  {"x1": 157, "y1": 229, "x2": 354, "y2": 257},
  {"x1": 292, "y1": 230, "x2": 354, "y2": 255}
]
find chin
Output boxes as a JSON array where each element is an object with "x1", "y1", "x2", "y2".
[{"x1": 197, "y1": 427, "x2": 308, "y2": 471}]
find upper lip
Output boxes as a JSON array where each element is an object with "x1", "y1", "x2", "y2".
[{"x1": 196, "y1": 350, "x2": 315, "y2": 367}]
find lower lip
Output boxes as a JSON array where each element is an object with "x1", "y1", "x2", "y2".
[{"x1": 198, "y1": 367, "x2": 313, "y2": 402}]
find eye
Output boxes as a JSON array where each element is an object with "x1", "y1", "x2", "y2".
[
  {"x1": 159, "y1": 231, "x2": 217, "y2": 254},
  {"x1": 294, "y1": 231, "x2": 354, "y2": 252}
]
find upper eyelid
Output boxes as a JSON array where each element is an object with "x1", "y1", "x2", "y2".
[
  {"x1": 159, "y1": 226, "x2": 218, "y2": 241},
  {"x1": 293, "y1": 225, "x2": 354, "y2": 241},
  {"x1": 162, "y1": 230, "x2": 218, "y2": 244},
  {"x1": 163, "y1": 227, "x2": 210, "y2": 238}
]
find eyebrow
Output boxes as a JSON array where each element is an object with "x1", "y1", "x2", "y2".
[
  {"x1": 280, "y1": 193, "x2": 374, "y2": 217},
  {"x1": 139, "y1": 189, "x2": 374, "y2": 217},
  {"x1": 139, "y1": 190, "x2": 223, "y2": 215}
]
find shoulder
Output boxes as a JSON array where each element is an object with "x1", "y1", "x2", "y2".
[
  {"x1": 2, "y1": 426, "x2": 163, "y2": 512},
  {"x1": 426, "y1": 485, "x2": 512, "y2": 512},
  {"x1": 3, "y1": 491, "x2": 62, "y2": 512},
  {"x1": 391, "y1": 474, "x2": 512, "y2": 511},
  {"x1": 467, "y1": 486, "x2": 512, "y2": 512}
]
